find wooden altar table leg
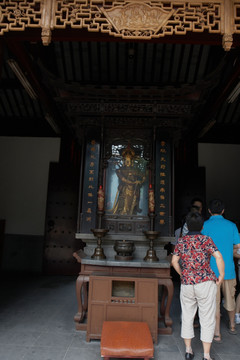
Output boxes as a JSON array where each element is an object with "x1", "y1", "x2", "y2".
[
  {"x1": 160, "y1": 285, "x2": 169, "y2": 317},
  {"x1": 82, "y1": 281, "x2": 88, "y2": 315},
  {"x1": 158, "y1": 278, "x2": 174, "y2": 335},
  {"x1": 74, "y1": 274, "x2": 88, "y2": 329}
]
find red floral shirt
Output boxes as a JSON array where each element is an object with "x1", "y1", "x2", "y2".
[{"x1": 173, "y1": 232, "x2": 218, "y2": 285}]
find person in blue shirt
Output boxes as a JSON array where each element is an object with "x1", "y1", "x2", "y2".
[{"x1": 202, "y1": 199, "x2": 240, "y2": 343}]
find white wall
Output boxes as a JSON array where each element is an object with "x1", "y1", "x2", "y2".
[
  {"x1": 0, "y1": 137, "x2": 60, "y2": 235},
  {"x1": 198, "y1": 143, "x2": 240, "y2": 224}
]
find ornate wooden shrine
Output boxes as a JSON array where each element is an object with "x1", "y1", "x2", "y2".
[{"x1": 72, "y1": 126, "x2": 175, "y2": 336}]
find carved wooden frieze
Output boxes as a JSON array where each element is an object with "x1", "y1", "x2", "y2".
[
  {"x1": 100, "y1": 1, "x2": 221, "y2": 38},
  {"x1": 65, "y1": 102, "x2": 192, "y2": 115},
  {"x1": 101, "y1": 2, "x2": 175, "y2": 36},
  {"x1": 67, "y1": 117, "x2": 183, "y2": 132},
  {"x1": 0, "y1": 1, "x2": 240, "y2": 50},
  {"x1": 53, "y1": 0, "x2": 223, "y2": 39}
]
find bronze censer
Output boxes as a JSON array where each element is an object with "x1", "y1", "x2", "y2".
[{"x1": 114, "y1": 240, "x2": 135, "y2": 261}]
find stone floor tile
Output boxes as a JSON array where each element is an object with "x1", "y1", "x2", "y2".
[{"x1": 23, "y1": 346, "x2": 68, "y2": 360}]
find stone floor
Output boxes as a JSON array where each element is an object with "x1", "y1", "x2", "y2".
[{"x1": 0, "y1": 273, "x2": 239, "y2": 360}]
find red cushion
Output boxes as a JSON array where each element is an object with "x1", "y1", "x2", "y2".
[{"x1": 101, "y1": 321, "x2": 154, "y2": 357}]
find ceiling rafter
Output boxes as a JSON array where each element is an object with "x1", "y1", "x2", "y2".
[
  {"x1": 4, "y1": 38, "x2": 67, "y2": 136},
  {"x1": 190, "y1": 48, "x2": 240, "y2": 139}
]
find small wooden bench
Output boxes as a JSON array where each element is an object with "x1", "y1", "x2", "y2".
[{"x1": 100, "y1": 321, "x2": 154, "y2": 360}]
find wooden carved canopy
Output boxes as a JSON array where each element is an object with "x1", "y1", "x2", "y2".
[{"x1": 0, "y1": 0, "x2": 240, "y2": 51}]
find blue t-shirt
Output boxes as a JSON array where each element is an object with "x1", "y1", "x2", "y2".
[{"x1": 202, "y1": 215, "x2": 240, "y2": 279}]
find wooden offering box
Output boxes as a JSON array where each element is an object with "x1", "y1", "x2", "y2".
[{"x1": 86, "y1": 273, "x2": 158, "y2": 342}]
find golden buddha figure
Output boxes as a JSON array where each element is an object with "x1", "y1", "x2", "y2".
[{"x1": 111, "y1": 145, "x2": 146, "y2": 215}]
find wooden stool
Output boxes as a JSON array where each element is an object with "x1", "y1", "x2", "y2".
[{"x1": 101, "y1": 321, "x2": 154, "y2": 360}]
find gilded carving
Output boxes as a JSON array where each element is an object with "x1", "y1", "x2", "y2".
[
  {"x1": 41, "y1": 0, "x2": 54, "y2": 46},
  {"x1": 41, "y1": 27, "x2": 52, "y2": 46},
  {"x1": 99, "y1": 2, "x2": 222, "y2": 38},
  {"x1": 0, "y1": 1, "x2": 238, "y2": 50},
  {"x1": 222, "y1": 33, "x2": 233, "y2": 51},
  {"x1": 101, "y1": 3, "x2": 174, "y2": 36}
]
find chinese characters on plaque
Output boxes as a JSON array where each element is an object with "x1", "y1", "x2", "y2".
[
  {"x1": 155, "y1": 137, "x2": 171, "y2": 236},
  {"x1": 80, "y1": 139, "x2": 100, "y2": 233}
]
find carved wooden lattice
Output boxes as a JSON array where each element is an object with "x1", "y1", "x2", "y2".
[
  {"x1": 234, "y1": 2, "x2": 240, "y2": 32},
  {"x1": 54, "y1": 1, "x2": 222, "y2": 34},
  {"x1": 0, "y1": 0, "x2": 240, "y2": 50},
  {"x1": 0, "y1": 0, "x2": 42, "y2": 34}
]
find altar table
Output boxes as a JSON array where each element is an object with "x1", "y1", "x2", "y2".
[{"x1": 73, "y1": 251, "x2": 174, "y2": 335}]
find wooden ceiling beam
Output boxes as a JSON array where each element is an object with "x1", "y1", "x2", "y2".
[
  {"x1": 2, "y1": 27, "x2": 226, "y2": 46},
  {"x1": 187, "y1": 48, "x2": 240, "y2": 140},
  {"x1": 4, "y1": 38, "x2": 67, "y2": 135}
]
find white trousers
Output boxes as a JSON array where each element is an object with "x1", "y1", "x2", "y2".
[{"x1": 180, "y1": 281, "x2": 217, "y2": 343}]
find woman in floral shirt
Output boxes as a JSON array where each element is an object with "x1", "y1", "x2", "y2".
[{"x1": 172, "y1": 211, "x2": 224, "y2": 360}]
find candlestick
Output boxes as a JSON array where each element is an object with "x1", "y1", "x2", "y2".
[
  {"x1": 148, "y1": 184, "x2": 155, "y2": 213},
  {"x1": 97, "y1": 185, "x2": 105, "y2": 211}
]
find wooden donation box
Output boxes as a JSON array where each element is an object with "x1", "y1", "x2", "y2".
[{"x1": 86, "y1": 273, "x2": 158, "y2": 342}]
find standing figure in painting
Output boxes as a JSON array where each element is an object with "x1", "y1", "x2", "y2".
[{"x1": 111, "y1": 145, "x2": 146, "y2": 215}]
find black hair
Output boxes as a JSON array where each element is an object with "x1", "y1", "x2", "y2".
[
  {"x1": 188, "y1": 197, "x2": 204, "y2": 214},
  {"x1": 191, "y1": 197, "x2": 203, "y2": 206},
  {"x1": 186, "y1": 211, "x2": 204, "y2": 231},
  {"x1": 208, "y1": 199, "x2": 224, "y2": 214},
  {"x1": 190, "y1": 205, "x2": 201, "y2": 213}
]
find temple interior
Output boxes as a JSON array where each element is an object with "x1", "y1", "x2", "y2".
[{"x1": 1, "y1": 1, "x2": 240, "y2": 358}]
